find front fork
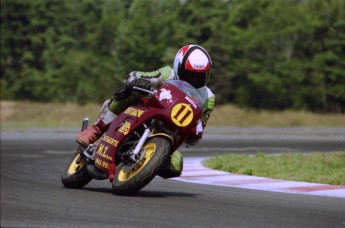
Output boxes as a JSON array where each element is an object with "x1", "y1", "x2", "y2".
[
  {"x1": 122, "y1": 120, "x2": 156, "y2": 164},
  {"x1": 130, "y1": 127, "x2": 151, "y2": 160}
]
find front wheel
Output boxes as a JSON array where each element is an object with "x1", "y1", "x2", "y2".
[
  {"x1": 61, "y1": 152, "x2": 93, "y2": 188},
  {"x1": 112, "y1": 137, "x2": 170, "y2": 196}
]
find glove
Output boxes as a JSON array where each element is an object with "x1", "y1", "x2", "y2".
[
  {"x1": 113, "y1": 83, "x2": 132, "y2": 100},
  {"x1": 124, "y1": 71, "x2": 137, "y2": 83},
  {"x1": 128, "y1": 79, "x2": 152, "y2": 95},
  {"x1": 114, "y1": 79, "x2": 152, "y2": 100}
]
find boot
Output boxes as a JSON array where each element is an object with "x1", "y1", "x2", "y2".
[{"x1": 76, "y1": 100, "x2": 117, "y2": 147}]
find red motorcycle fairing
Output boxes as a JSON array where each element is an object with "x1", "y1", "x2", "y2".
[{"x1": 93, "y1": 80, "x2": 203, "y2": 179}]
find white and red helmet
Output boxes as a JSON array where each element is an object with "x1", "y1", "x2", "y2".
[{"x1": 173, "y1": 44, "x2": 212, "y2": 88}]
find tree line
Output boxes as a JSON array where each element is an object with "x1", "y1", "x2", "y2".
[{"x1": 1, "y1": 0, "x2": 344, "y2": 112}]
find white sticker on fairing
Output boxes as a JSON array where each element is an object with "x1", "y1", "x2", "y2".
[
  {"x1": 159, "y1": 88, "x2": 172, "y2": 101},
  {"x1": 196, "y1": 120, "x2": 203, "y2": 135}
]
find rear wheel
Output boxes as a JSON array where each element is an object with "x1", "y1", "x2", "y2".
[
  {"x1": 61, "y1": 152, "x2": 93, "y2": 188},
  {"x1": 112, "y1": 137, "x2": 170, "y2": 195}
]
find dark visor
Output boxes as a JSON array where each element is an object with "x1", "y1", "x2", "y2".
[{"x1": 180, "y1": 71, "x2": 207, "y2": 88}]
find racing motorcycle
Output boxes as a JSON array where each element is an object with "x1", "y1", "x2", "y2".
[{"x1": 61, "y1": 80, "x2": 204, "y2": 195}]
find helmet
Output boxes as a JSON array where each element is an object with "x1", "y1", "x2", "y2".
[{"x1": 173, "y1": 44, "x2": 212, "y2": 88}]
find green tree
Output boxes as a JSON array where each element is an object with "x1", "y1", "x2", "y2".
[
  {"x1": 114, "y1": 0, "x2": 183, "y2": 72},
  {"x1": 219, "y1": 0, "x2": 345, "y2": 111},
  {"x1": 306, "y1": 0, "x2": 345, "y2": 112},
  {"x1": 1, "y1": 0, "x2": 78, "y2": 101},
  {"x1": 178, "y1": 0, "x2": 232, "y2": 104},
  {"x1": 1, "y1": 0, "x2": 344, "y2": 112},
  {"x1": 1, "y1": 0, "x2": 126, "y2": 103}
]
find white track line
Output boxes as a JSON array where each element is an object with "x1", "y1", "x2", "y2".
[{"x1": 174, "y1": 157, "x2": 345, "y2": 198}]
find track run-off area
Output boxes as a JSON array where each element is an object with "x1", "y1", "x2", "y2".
[{"x1": 177, "y1": 157, "x2": 345, "y2": 198}]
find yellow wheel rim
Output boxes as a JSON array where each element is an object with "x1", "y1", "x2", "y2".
[
  {"x1": 67, "y1": 154, "x2": 86, "y2": 174},
  {"x1": 118, "y1": 143, "x2": 156, "y2": 181}
]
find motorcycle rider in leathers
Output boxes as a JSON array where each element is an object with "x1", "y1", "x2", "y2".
[{"x1": 76, "y1": 44, "x2": 216, "y2": 178}]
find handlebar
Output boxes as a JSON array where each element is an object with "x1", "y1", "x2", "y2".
[{"x1": 132, "y1": 86, "x2": 155, "y2": 95}]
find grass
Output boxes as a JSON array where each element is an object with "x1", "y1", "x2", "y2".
[
  {"x1": 207, "y1": 105, "x2": 345, "y2": 127},
  {"x1": 1, "y1": 100, "x2": 100, "y2": 129},
  {"x1": 1, "y1": 100, "x2": 345, "y2": 129},
  {"x1": 204, "y1": 152, "x2": 345, "y2": 185}
]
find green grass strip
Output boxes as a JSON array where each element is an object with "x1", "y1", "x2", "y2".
[{"x1": 203, "y1": 152, "x2": 345, "y2": 185}]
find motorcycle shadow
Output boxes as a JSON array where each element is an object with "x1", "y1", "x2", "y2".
[
  {"x1": 136, "y1": 190, "x2": 200, "y2": 198},
  {"x1": 83, "y1": 187, "x2": 200, "y2": 198}
]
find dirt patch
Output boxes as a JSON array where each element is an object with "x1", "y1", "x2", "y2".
[{"x1": 0, "y1": 100, "x2": 17, "y2": 120}]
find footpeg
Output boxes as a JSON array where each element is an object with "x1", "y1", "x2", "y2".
[{"x1": 82, "y1": 144, "x2": 96, "y2": 161}]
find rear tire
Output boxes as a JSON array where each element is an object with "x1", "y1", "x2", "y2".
[
  {"x1": 112, "y1": 137, "x2": 170, "y2": 196},
  {"x1": 61, "y1": 152, "x2": 93, "y2": 188}
]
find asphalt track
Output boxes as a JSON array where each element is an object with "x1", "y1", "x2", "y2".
[{"x1": 1, "y1": 127, "x2": 345, "y2": 227}]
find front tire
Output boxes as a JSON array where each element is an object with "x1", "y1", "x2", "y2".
[
  {"x1": 112, "y1": 137, "x2": 170, "y2": 196},
  {"x1": 61, "y1": 152, "x2": 93, "y2": 188}
]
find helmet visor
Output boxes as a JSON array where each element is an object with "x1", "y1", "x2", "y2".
[{"x1": 180, "y1": 71, "x2": 208, "y2": 88}]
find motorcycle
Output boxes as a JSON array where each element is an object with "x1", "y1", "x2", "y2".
[{"x1": 61, "y1": 80, "x2": 204, "y2": 195}]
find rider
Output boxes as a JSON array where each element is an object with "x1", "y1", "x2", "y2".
[{"x1": 76, "y1": 44, "x2": 215, "y2": 177}]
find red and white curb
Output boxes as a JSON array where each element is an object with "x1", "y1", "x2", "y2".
[{"x1": 174, "y1": 157, "x2": 345, "y2": 198}]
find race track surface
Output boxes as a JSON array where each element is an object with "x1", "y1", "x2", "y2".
[{"x1": 1, "y1": 127, "x2": 345, "y2": 227}]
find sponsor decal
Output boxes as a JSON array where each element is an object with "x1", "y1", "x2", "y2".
[
  {"x1": 196, "y1": 120, "x2": 203, "y2": 134},
  {"x1": 96, "y1": 144, "x2": 112, "y2": 161},
  {"x1": 193, "y1": 64, "x2": 206, "y2": 69},
  {"x1": 103, "y1": 135, "x2": 119, "y2": 147},
  {"x1": 159, "y1": 88, "x2": 172, "y2": 101},
  {"x1": 118, "y1": 121, "x2": 131, "y2": 135},
  {"x1": 171, "y1": 103, "x2": 194, "y2": 127},
  {"x1": 185, "y1": 96, "x2": 197, "y2": 109},
  {"x1": 95, "y1": 158, "x2": 110, "y2": 169},
  {"x1": 124, "y1": 107, "x2": 144, "y2": 117}
]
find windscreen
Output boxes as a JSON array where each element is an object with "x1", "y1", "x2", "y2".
[{"x1": 165, "y1": 80, "x2": 203, "y2": 107}]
